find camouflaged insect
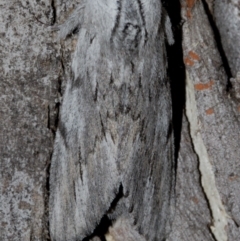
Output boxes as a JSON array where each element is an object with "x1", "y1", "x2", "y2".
[{"x1": 49, "y1": 1, "x2": 175, "y2": 240}]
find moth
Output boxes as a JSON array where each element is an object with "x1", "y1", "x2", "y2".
[{"x1": 49, "y1": 1, "x2": 175, "y2": 240}]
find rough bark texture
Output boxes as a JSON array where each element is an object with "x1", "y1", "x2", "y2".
[
  {"x1": 0, "y1": 0, "x2": 59, "y2": 240},
  {"x1": 1, "y1": 0, "x2": 240, "y2": 241},
  {"x1": 213, "y1": 0, "x2": 240, "y2": 77},
  {"x1": 167, "y1": 1, "x2": 240, "y2": 241}
]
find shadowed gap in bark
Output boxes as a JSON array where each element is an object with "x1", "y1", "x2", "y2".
[
  {"x1": 202, "y1": 0, "x2": 233, "y2": 90},
  {"x1": 51, "y1": 0, "x2": 56, "y2": 25},
  {"x1": 163, "y1": 0, "x2": 186, "y2": 165}
]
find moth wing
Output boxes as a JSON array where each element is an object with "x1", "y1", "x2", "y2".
[{"x1": 49, "y1": 30, "x2": 122, "y2": 241}]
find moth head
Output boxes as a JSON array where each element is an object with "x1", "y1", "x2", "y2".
[{"x1": 111, "y1": 1, "x2": 146, "y2": 52}]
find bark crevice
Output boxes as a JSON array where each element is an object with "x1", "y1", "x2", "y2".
[
  {"x1": 164, "y1": 0, "x2": 186, "y2": 163},
  {"x1": 202, "y1": 0, "x2": 232, "y2": 90},
  {"x1": 51, "y1": 0, "x2": 56, "y2": 25}
]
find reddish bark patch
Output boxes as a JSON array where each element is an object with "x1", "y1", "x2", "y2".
[
  {"x1": 186, "y1": 0, "x2": 197, "y2": 18},
  {"x1": 184, "y1": 50, "x2": 200, "y2": 66},
  {"x1": 190, "y1": 196, "x2": 199, "y2": 204},
  {"x1": 194, "y1": 80, "x2": 214, "y2": 91},
  {"x1": 205, "y1": 108, "x2": 214, "y2": 115},
  {"x1": 184, "y1": 57, "x2": 194, "y2": 66},
  {"x1": 187, "y1": 0, "x2": 196, "y2": 8},
  {"x1": 189, "y1": 51, "x2": 200, "y2": 61}
]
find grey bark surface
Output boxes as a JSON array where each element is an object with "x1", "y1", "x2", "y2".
[
  {"x1": 167, "y1": 1, "x2": 240, "y2": 241},
  {"x1": 167, "y1": 115, "x2": 216, "y2": 241},
  {"x1": 213, "y1": 0, "x2": 240, "y2": 77},
  {"x1": 0, "y1": 0, "x2": 59, "y2": 240},
  {"x1": 1, "y1": 0, "x2": 240, "y2": 241}
]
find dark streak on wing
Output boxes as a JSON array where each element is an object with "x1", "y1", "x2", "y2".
[
  {"x1": 110, "y1": 73, "x2": 114, "y2": 84},
  {"x1": 111, "y1": 0, "x2": 123, "y2": 40},
  {"x1": 78, "y1": 147, "x2": 83, "y2": 182},
  {"x1": 136, "y1": 0, "x2": 148, "y2": 43},
  {"x1": 136, "y1": 0, "x2": 145, "y2": 25},
  {"x1": 58, "y1": 119, "x2": 68, "y2": 147},
  {"x1": 72, "y1": 76, "x2": 83, "y2": 90},
  {"x1": 99, "y1": 112, "x2": 107, "y2": 141},
  {"x1": 73, "y1": 180, "x2": 77, "y2": 202},
  {"x1": 94, "y1": 82, "x2": 98, "y2": 102},
  {"x1": 166, "y1": 122, "x2": 173, "y2": 143}
]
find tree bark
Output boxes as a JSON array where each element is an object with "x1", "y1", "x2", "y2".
[
  {"x1": 0, "y1": 0, "x2": 59, "y2": 240},
  {"x1": 1, "y1": 0, "x2": 239, "y2": 241},
  {"x1": 167, "y1": 1, "x2": 240, "y2": 241}
]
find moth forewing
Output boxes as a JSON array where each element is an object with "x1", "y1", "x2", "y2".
[{"x1": 50, "y1": 1, "x2": 175, "y2": 240}]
